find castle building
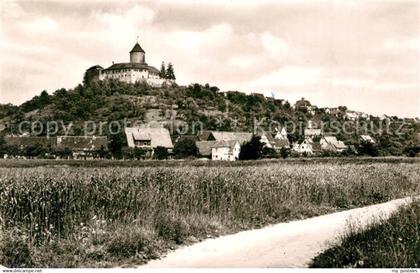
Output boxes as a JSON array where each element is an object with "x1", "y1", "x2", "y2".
[{"x1": 96, "y1": 41, "x2": 173, "y2": 87}]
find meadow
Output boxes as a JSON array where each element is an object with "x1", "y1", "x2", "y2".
[
  {"x1": 310, "y1": 199, "x2": 420, "y2": 268},
  {"x1": 0, "y1": 161, "x2": 419, "y2": 267}
]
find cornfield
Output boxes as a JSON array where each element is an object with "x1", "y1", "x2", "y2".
[{"x1": 0, "y1": 162, "x2": 419, "y2": 267}]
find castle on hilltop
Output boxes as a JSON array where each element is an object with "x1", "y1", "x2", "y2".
[{"x1": 86, "y1": 41, "x2": 174, "y2": 87}]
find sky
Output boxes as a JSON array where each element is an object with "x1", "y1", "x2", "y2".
[{"x1": 0, "y1": 0, "x2": 419, "y2": 117}]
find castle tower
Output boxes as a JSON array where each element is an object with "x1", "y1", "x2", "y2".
[{"x1": 130, "y1": 42, "x2": 145, "y2": 64}]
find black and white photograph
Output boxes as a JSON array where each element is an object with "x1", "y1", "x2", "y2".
[{"x1": 0, "y1": 0, "x2": 419, "y2": 272}]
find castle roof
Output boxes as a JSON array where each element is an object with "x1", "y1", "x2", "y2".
[
  {"x1": 130, "y1": 42, "x2": 145, "y2": 53},
  {"x1": 102, "y1": 63, "x2": 159, "y2": 74}
]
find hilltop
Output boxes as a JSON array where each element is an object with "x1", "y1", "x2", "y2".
[{"x1": 0, "y1": 80, "x2": 419, "y2": 156}]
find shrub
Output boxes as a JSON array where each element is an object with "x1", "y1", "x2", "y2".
[
  {"x1": 0, "y1": 229, "x2": 32, "y2": 268},
  {"x1": 173, "y1": 139, "x2": 198, "y2": 158},
  {"x1": 155, "y1": 214, "x2": 190, "y2": 244},
  {"x1": 280, "y1": 147, "x2": 289, "y2": 159},
  {"x1": 358, "y1": 141, "x2": 379, "y2": 157},
  {"x1": 239, "y1": 136, "x2": 264, "y2": 160},
  {"x1": 107, "y1": 227, "x2": 155, "y2": 259},
  {"x1": 154, "y1": 146, "x2": 169, "y2": 160}
]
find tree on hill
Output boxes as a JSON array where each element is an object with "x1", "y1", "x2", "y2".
[
  {"x1": 358, "y1": 140, "x2": 379, "y2": 157},
  {"x1": 0, "y1": 136, "x2": 6, "y2": 156},
  {"x1": 108, "y1": 132, "x2": 125, "y2": 159},
  {"x1": 239, "y1": 136, "x2": 264, "y2": 160},
  {"x1": 83, "y1": 66, "x2": 102, "y2": 86},
  {"x1": 280, "y1": 147, "x2": 289, "y2": 159},
  {"x1": 173, "y1": 138, "x2": 198, "y2": 158},
  {"x1": 166, "y1": 63, "x2": 176, "y2": 80},
  {"x1": 159, "y1": 62, "x2": 166, "y2": 78},
  {"x1": 20, "y1": 90, "x2": 51, "y2": 112}
]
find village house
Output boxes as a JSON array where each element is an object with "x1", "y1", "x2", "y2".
[
  {"x1": 328, "y1": 107, "x2": 341, "y2": 116},
  {"x1": 196, "y1": 131, "x2": 252, "y2": 161},
  {"x1": 274, "y1": 127, "x2": 288, "y2": 140},
  {"x1": 55, "y1": 136, "x2": 108, "y2": 159},
  {"x1": 303, "y1": 120, "x2": 322, "y2": 140},
  {"x1": 198, "y1": 130, "x2": 252, "y2": 144},
  {"x1": 211, "y1": 140, "x2": 241, "y2": 161},
  {"x1": 345, "y1": 111, "x2": 369, "y2": 120},
  {"x1": 90, "y1": 41, "x2": 174, "y2": 87},
  {"x1": 125, "y1": 127, "x2": 173, "y2": 157},
  {"x1": 292, "y1": 139, "x2": 314, "y2": 155},
  {"x1": 5, "y1": 135, "x2": 54, "y2": 150},
  {"x1": 304, "y1": 128, "x2": 322, "y2": 138},
  {"x1": 360, "y1": 135, "x2": 375, "y2": 144},
  {"x1": 320, "y1": 136, "x2": 347, "y2": 153},
  {"x1": 260, "y1": 131, "x2": 290, "y2": 150},
  {"x1": 310, "y1": 142, "x2": 322, "y2": 155},
  {"x1": 3, "y1": 135, "x2": 107, "y2": 159},
  {"x1": 195, "y1": 141, "x2": 214, "y2": 158},
  {"x1": 196, "y1": 140, "x2": 241, "y2": 161}
]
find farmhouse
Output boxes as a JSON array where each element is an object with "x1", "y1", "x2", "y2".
[
  {"x1": 94, "y1": 41, "x2": 173, "y2": 87},
  {"x1": 211, "y1": 140, "x2": 241, "y2": 161},
  {"x1": 3, "y1": 135, "x2": 107, "y2": 159},
  {"x1": 260, "y1": 132, "x2": 290, "y2": 150},
  {"x1": 198, "y1": 130, "x2": 252, "y2": 144},
  {"x1": 196, "y1": 140, "x2": 241, "y2": 161},
  {"x1": 304, "y1": 128, "x2": 322, "y2": 138},
  {"x1": 320, "y1": 136, "x2": 347, "y2": 153},
  {"x1": 125, "y1": 127, "x2": 173, "y2": 156},
  {"x1": 5, "y1": 135, "x2": 54, "y2": 149},
  {"x1": 274, "y1": 127, "x2": 288, "y2": 140},
  {"x1": 55, "y1": 136, "x2": 108, "y2": 159},
  {"x1": 292, "y1": 139, "x2": 313, "y2": 155},
  {"x1": 345, "y1": 111, "x2": 369, "y2": 120},
  {"x1": 196, "y1": 141, "x2": 214, "y2": 158}
]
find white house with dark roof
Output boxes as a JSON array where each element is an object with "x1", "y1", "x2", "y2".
[
  {"x1": 274, "y1": 127, "x2": 288, "y2": 140},
  {"x1": 260, "y1": 131, "x2": 290, "y2": 150},
  {"x1": 292, "y1": 139, "x2": 314, "y2": 155},
  {"x1": 196, "y1": 140, "x2": 241, "y2": 161},
  {"x1": 211, "y1": 140, "x2": 241, "y2": 161},
  {"x1": 198, "y1": 130, "x2": 252, "y2": 144},
  {"x1": 98, "y1": 42, "x2": 173, "y2": 87}
]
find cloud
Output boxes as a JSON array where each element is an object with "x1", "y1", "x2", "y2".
[
  {"x1": 95, "y1": 5, "x2": 155, "y2": 28},
  {"x1": 21, "y1": 16, "x2": 59, "y2": 33},
  {"x1": 260, "y1": 32, "x2": 289, "y2": 58},
  {"x1": 0, "y1": 0, "x2": 419, "y2": 117},
  {"x1": 383, "y1": 37, "x2": 420, "y2": 51},
  {"x1": 254, "y1": 66, "x2": 323, "y2": 87}
]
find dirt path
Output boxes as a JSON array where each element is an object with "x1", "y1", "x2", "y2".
[{"x1": 143, "y1": 196, "x2": 416, "y2": 268}]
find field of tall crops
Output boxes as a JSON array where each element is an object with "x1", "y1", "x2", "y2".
[{"x1": 0, "y1": 162, "x2": 419, "y2": 267}]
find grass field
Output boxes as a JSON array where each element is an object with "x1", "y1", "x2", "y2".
[
  {"x1": 0, "y1": 160, "x2": 419, "y2": 267},
  {"x1": 310, "y1": 199, "x2": 420, "y2": 268}
]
